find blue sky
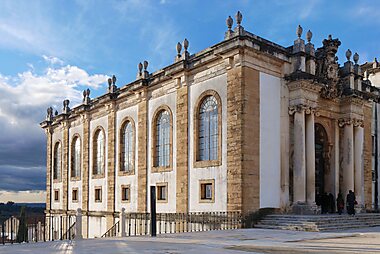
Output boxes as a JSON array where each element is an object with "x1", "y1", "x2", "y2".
[{"x1": 0, "y1": 0, "x2": 379, "y2": 202}]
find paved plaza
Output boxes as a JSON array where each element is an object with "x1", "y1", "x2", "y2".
[{"x1": 1, "y1": 227, "x2": 380, "y2": 253}]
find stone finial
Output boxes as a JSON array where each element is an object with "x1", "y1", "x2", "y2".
[
  {"x1": 83, "y1": 88, "x2": 91, "y2": 105},
  {"x1": 235, "y1": 11, "x2": 242, "y2": 26},
  {"x1": 176, "y1": 42, "x2": 182, "y2": 57},
  {"x1": 353, "y1": 52, "x2": 359, "y2": 64},
  {"x1": 46, "y1": 107, "x2": 53, "y2": 121},
  {"x1": 183, "y1": 38, "x2": 189, "y2": 51},
  {"x1": 374, "y1": 57, "x2": 379, "y2": 68},
  {"x1": 63, "y1": 99, "x2": 70, "y2": 114},
  {"x1": 108, "y1": 75, "x2": 117, "y2": 94},
  {"x1": 108, "y1": 78, "x2": 112, "y2": 88},
  {"x1": 54, "y1": 110, "x2": 58, "y2": 116},
  {"x1": 143, "y1": 60, "x2": 148, "y2": 71},
  {"x1": 226, "y1": 16, "x2": 233, "y2": 30},
  {"x1": 138, "y1": 62, "x2": 143, "y2": 74},
  {"x1": 296, "y1": 25, "x2": 303, "y2": 38},
  {"x1": 346, "y1": 49, "x2": 352, "y2": 61},
  {"x1": 306, "y1": 30, "x2": 312, "y2": 43},
  {"x1": 112, "y1": 75, "x2": 117, "y2": 85}
]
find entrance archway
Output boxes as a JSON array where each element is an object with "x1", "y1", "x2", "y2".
[{"x1": 315, "y1": 123, "x2": 328, "y2": 197}]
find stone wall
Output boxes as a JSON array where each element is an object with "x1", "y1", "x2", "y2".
[
  {"x1": 364, "y1": 103, "x2": 373, "y2": 209},
  {"x1": 137, "y1": 96, "x2": 148, "y2": 212}
]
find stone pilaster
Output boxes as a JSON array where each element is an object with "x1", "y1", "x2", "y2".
[
  {"x1": 363, "y1": 104, "x2": 373, "y2": 209},
  {"x1": 107, "y1": 104, "x2": 116, "y2": 228},
  {"x1": 62, "y1": 122, "x2": 69, "y2": 211},
  {"x1": 81, "y1": 114, "x2": 90, "y2": 238},
  {"x1": 340, "y1": 120, "x2": 354, "y2": 197},
  {"x1": 306, "y1": 111, "x2": 315, "y2": 204},
  {"x1": 46, "y1": 128, "x2": 53, "y2": 211},
  {"x1": 227, "y1": 66, "x2": 260, "y2": 214},
  {"x1": 176, "y1": 83, "x2": 189, "y2": 213},
  {"x1": 354, "y1": 125, "x2": 364, "y2": 206},
  {"x1": 137, "y1": 94, "x2": 148, "y2": 212},
  {"x1": 293, "y1": 108, "x2": 306, "y2": 203}
]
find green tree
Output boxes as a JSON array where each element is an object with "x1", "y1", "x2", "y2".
[{"x1": 16, "y1": 206, "x2": 28, "y2": 243}]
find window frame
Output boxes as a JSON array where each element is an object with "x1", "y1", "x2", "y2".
[
  {"x1": 119, "y1": 117, "x2": 136, "y2": 176},
  {"x1": 199, "y1": 179, "x2": 215, "y2": 203},
  {"x1": 94, "y1": 187, "x2": 102, "y2": 203},
  {"x1": 53, "y1": 141, "x2": 62, "y2": 182},
  {"x1": 70, "y1": 135, "x2": 81, "y2": 181},
  {"x1": 194, "y1": 90, "x2": 222, "y2": 168},
  {"x1": 72, "y1": 188, "x2": 79, "y2": 203},
  {"x1": 121, "y1": 185, "x2": 131, "y2": 203},
  {"x1": 54, "y1": 189, "x2": 60, "y2": 202},
  {"x1": 156, "y1": 182, "x2": 168, "y2": 203},
  {"x1": 92, "y1": 127, "x2": 106, "y2": 179},
  {"x1": 151, "y1": 105, "x2": 173, "y2": 173}
]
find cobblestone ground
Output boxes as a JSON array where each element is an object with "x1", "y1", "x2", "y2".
[{"x1": 0, "y1": 227, "x2": 380, "y2": 253}]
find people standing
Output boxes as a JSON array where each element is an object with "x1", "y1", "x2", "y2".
[
  {"x1": 346, "y1": 190, "x2": 356, "y2": 215},
  {"x1": 336, "y1": 193, "x2": 344, "y2": 215}
]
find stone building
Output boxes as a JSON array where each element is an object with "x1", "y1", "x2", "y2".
[{"x1": 40, "y1": 12, "x2": 379, "y2": 238}]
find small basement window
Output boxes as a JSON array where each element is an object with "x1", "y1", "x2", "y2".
[
  {"x1": 54, "y1": 190, "x2": 59, "y2": 202},
  {"x1": 72, "y1": 189, "x2": 78, "y2": 202},
  {"x1": 156, "y1": 183, "x2": 168, "y2": 202},
  {"x1": 121, "y1": 186, "x2": 130, "y2": 202},
  {"x1": 95, "y1": 187, "x2": 102, "y2": 202},
  {"x1": 200, "y1": 180, "x2": 214, "y2": 202}
]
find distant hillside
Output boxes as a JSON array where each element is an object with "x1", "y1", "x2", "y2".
[{"x1": 0, "y1": 202, "x2": 45, "y2": 218}]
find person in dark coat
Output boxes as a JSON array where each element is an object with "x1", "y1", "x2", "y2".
[
  {"x1": 321, "y1": 192, "x2": 329, "y2": 214},
  {"x1": 328, "y1": 193, "x2": 335, "y2": 213},
  {"x1": 346, "y1": 190, "x2": 356, "y2": 215},
  {"x1": 336, "y1": 193, "x2": 344, "y2": 215}
]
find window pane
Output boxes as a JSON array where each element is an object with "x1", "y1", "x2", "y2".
[
  {"x1": 156, "y1": 110, "x2": 170, "y2": 167},
  {"x1": 198, "y1": 96, "x2": 218, "y2": 161}
]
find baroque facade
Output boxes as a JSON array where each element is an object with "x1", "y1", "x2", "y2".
[{"x1": 41, "y1": 12, "x2": 380, "y2": 238}]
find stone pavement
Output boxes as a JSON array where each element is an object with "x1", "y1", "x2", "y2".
[{"x1": 1, "y1": 227, "x2": 380, "y2": 253}]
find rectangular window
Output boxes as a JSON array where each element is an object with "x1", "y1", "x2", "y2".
[
  {"x1": 72, "y1": 189, "x2": 78, "y2": 202},
  {"x1": 54, "y1": 190, "x2": 59, "y2": 202},
  {"x1": 121, "y1": 185, "x2": 130, "y2": 202},
  {"x1": 95, "y1": 187, "x2": 102, "y2": 202},
  {"x1": 156, "y1": 183, "x2": 168, "y2": 202},
  {"x1": 200, "y1": 180, "x2": 214, "y2": 202}
]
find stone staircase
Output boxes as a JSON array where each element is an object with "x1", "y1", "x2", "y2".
[{"x1": 255, "y1": 214, "x2": 380, "y2": 231}]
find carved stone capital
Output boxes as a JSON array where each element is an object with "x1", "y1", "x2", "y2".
[
  {"x1": 338, "y1": 118, "x2": 352, "y2": 127},
  {"x1": 353, "y1": 118, "x2": 364, "y2": 127},
  {"x1": 289, "y1": 104, "x2": 317, "y2": 115}
]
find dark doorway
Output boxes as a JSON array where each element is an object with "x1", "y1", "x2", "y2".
[{"x1": 315, "y1": 123, "x2": 328, "y2": 198}]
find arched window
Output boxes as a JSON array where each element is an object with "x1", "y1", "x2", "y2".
[
  {"x1": 53, "y1": 142, "x2": 61, "y2": 180},
  {"x1": 155, "y1": 110, "x2": 170, "y2": 167},
  {"x1": 71, "y1": 136, "x2": 81, "y2": 178},
  {"x1": 198, "y1": 95, "x2": 218, "y2": 161},
  {"x1": 93, "y1": 128, "x2": 105, "y2": 175},
  {"x1": 121, "y1": 121, "x2": 134, "y2": 172}
]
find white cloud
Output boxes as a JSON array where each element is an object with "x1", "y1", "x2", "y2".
[
  {"x1": 42, "y1": 55, "x2": 64, "y2": 65},
  {"x1": 0, "y1": 190, "x2": 46, "y2": 203}
]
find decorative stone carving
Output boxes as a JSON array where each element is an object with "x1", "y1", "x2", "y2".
[
  {"x1": 62, "y1": 99, "x2": 70, "y2": 114},
  {"x1": 296, "y1": 25, "x2": 303, "y2": 39},
  {"x1": 183, "y1": 38, "x2": 190, "y2": 60},
  {"x1": 338, "y1": 118, "x2": 363, "y2": 128},
  {"x1": 83, "y1": 88, "x2": 91, "y2": 105},
  {"x1": 226, "y1": 16, "x2": 233, "y2": 30},
  {"x1": 316, "y1": 35, "x2": 343, "y2": 99},
  {"x1": 288, "y1": 104, "x2": 317, "y2": 115},
  {"x1": 346, "y1": 49, "x2": 352, "y2": 61},
  {"x1": 235, "y1": 11, "x2": 242, "y2": 26},
  {"x1": 46, "y1": 107, "x2": 53, "y2": 122},
  {"x1": 306, "y1": 30, "x2": 312, "y2": 43},
  {"x1": 353, "y1": 52, "x2": 359, "y2": 64},
  {"x1": 108, "y1": 75, "x2": 117, "y2": 94},
  {"x1": 176, "y1": 42, "x2": 182, "y2": 60},
  {"x1": 234, "y1": 11, "x2": 244, "y2": 36}
]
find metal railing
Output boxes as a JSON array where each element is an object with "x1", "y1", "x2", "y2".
[{"x1": 103, "y1": 211, "x2": 242, "y2": 237}]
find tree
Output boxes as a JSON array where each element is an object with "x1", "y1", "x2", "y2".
[{"x1": 16, "y1": 206, "x2": 28, "y2": 243}]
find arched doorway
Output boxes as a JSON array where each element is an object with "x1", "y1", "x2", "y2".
[{"x1": 315, "y1": 123, "x2": 328, "y2": 197}]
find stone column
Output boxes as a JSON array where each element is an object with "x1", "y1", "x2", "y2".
[
  {"x1": 293, "y1": 108, "x2": 306, "y2": 203},
  {"x1": 62, "y1": 122, "x2": 69, "y2": 212},
  {"x1": 305, "y1": 111, "x2": 315, "y2": 204},
  {"x1": 354, "y1": 125, "x2": 364, "y2": 206},
  {"x1": 120, "y1": 208, "x2": 126, "y2": 237},
  {"x1": 46, "y1": 128, "x2": 53, "y2": 211},
  {"x1": 81, "y1": 114, "x2": 90, "y2": 238},
  {"x1": 75, "y1": 208, "x2": 83, "y2": 240},
  {"x1": 341, "y1": 120, "x2": 354, "y2": 197}
]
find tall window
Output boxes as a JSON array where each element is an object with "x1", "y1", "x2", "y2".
[
  {"x1": 93, "y1": 129, "x2": 105, "y2": 175},
  {"x1": 71, "y1": 136, "x2": 81, "y2": 178},
  {"x1": 198, "y1": 96, "x2": 218, "y2": 161},
  {"x1": 121, "y1": 121, "x2": 134, "y2": 172},
  {"x1": 53, "y1": 142, "x2": 61, "y2": 180},
  {"x1": 155, "y1": 110, "x2": 170, "y2": 167}
]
